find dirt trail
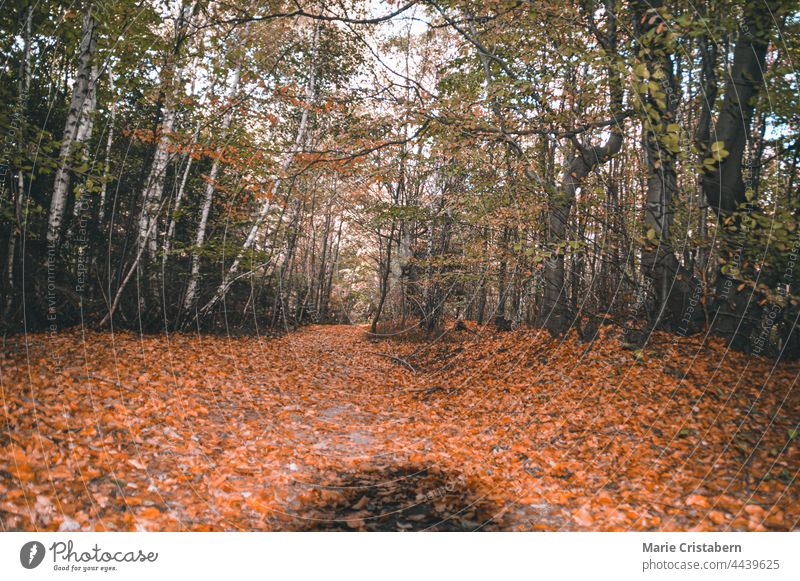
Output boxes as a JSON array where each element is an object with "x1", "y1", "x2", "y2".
[
  {"x1": 267, "y1": 326, "x2": 541, "y2": 530},
  {"x1": 2, "y1": 324, "x2": 798, "y2": 531}
]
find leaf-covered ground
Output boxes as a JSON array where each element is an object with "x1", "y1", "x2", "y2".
[{"x1": 1, "y1": 324, "x2": 798, "y2": 531}]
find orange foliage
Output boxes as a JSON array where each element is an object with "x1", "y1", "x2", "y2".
[{"x1": 0, "y1": 325, "x2": 797, "y2": 531}]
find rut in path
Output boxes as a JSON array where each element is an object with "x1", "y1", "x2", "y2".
[{"x1": 264, "y1": 326, "x2": 518, "y2": 531}]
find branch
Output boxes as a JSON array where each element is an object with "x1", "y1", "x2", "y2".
[
  {"x1": 369, "y1": 351, "x2": 417, "y2": 373},
  {"x1": 289, "y1": 120, "x2": 432, "y2": 175},
  {"x1": 219, "y1": 1, "x2": 419, "y2": 26},
  {"x1": 428, "y1": 109, "x2": 633, "y2": 140}
]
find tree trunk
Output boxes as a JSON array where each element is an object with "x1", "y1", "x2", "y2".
[
  {"x1": 162, "y1": 121, "x2": 199, "y2": 264},
  {"x1": 98, "y1": 67, "x2": 117, "y2": 224},
  {"x1": 46, "y1": 7, "x2": 96, "y2": 247},
  {"x1": 4, "y1": 3, "x2": 33, "y2": 319},
  {"x1": 135, "y1": 1, "x2": 195, "y2": 315},
  {"x1": 700, "y1": 1, "x2": 771, "y2": 215},
  {"x1": 371, "y1": 224, "x2": 395, "y2": 334},
  {"x1": 701, "y1": 1, "x2": 782, "y2": 347},
  {"x1": 632, "y1": 0, "x2": 700, "y2": 331},
  {"x1": 540, "y1": 131, "x2": 623, "y2": 334},
  {"x1": 541, "y1": 0, "x2": 624, "y2": 335}
]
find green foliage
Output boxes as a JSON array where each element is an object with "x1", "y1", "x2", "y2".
[{"x1": 720, "y1": 196, "x2": 800, "y2": 307}]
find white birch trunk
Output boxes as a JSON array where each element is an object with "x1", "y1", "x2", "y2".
[
  {"x1": 162, "y1": 120, "x2": 200, "y2": 263},
  {"x1": 183, "y1": 65, "x2": 242, "y2": 312},
  {"x1": 98, "y1": 67, "x2": 116, "y2": 223},
  {"x1": 66, "y1": 63, "x2": 98, "y2": 240},
  {"x1": 136, "y1": 1, "x2": 195, "y2": 262},
  {"x1": 137, "y1": 105, "x2": 178, "y2": 261},
  {"x1": 46, "y1": 8, "x2": 96, "y2": 246},
  {"x1": 161, "y1": 55, "x2": 206, "y2": 267}
]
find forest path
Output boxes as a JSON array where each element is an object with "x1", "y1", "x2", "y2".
[
  {"x1": 4, "y1": 324, "x2": 537, "y2": 531},
  {"x1": 265, "y1": 325, "x2": 549, "y2": 531},
  {"x1": 3, "y1": 324, "x2": 798, "y2": 531},
  {"x1": 273, "y1": 324, "x2": 421, "y2": 465}
]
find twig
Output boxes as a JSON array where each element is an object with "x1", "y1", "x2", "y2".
[
  {"x1": 369, "y1": 351, "x2": 416, "y2": 373},
  {"x1": 79, "y1": 373, "x2": 121, "y2": 387},
  {"x1": 405, "y1": 385, "x2": 463, "y2": 397}
]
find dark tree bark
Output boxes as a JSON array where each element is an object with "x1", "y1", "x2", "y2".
[
  {"x1": 540, "y1": 132, "x2": 623, "y2": 335},
  {"x1": 700, "y1": 1, "x2": 785, "y2": 350},
  {"x1": 701, "y1": 1, "x2": 772, "y2": 216},
  {"x1": 632, "y1": 0, "x2": 702, "y2": 332}
]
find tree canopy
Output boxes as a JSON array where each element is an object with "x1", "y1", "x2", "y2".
[{"x1": 1, "y1": 0, "x2": 799, "y2": 357}]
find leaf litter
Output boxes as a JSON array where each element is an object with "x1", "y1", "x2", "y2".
[{"x1": 1, "y1": 323, "x2": 798, "y2": 531}]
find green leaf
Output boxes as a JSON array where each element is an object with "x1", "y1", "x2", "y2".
[
  {"x1": 711, "y1": 147, "x2": 729, "y2": 161},
  {"x1": 710, "y1": 140, "x2": 726, "y2": 153}
]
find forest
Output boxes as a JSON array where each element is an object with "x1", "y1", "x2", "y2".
[{"x1": 1, "y1": 0, "x2": 799, "y2": 532}]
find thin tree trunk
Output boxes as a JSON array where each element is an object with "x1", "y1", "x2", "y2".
[
  {"x1": 135, "y1": 1, "x2": 195, "y2": 314},
  {"x1": 163, "y1": 55, "x2": 208, "y2": 266},
  {"x1": 98, "y1": 67, "x2": 117, "y2": 224},
  {"x1": 371, "y1": 223, "x2": 395, "y2": 334},
  {"x1": 4, "y1": 3, "x2": 33, "y2": 318},
  {"x1": 162, "y1": 121, "x2": 199, "y2": 262},
  {"x1": 314, "y1": 201, "x2": 333, "y2": 316},
  {"x1": 137, "y1": 106, "x2": 178, "y2": 262},
  {"x1": 65, "y1": 62, "x2": 98, "y2": 246},
  {"x1": 322, "y1": 219, "x2": 343, "y2": 320},
  {"x1": 99, "y1": 195, "x2": 172, "y2": 327}
]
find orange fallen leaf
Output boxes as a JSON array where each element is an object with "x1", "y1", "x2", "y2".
[{"x1": 686, "y1": 494, "x2": 709, "y2": 509}]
